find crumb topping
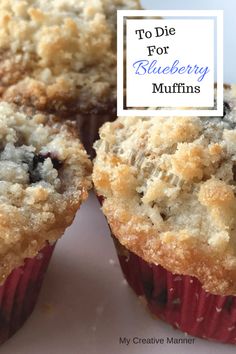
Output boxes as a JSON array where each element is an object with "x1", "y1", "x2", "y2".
[
  {"x1": 0, "y1": 0, "x2": 141, "y2": 113},
  {"x1": 0, "y1": 101, "x2": 91, "y2": 283},
  {"x1": 93, "y1": 85, "x2": 236, "y2": 295}
]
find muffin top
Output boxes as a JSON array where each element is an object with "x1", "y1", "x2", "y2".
[
  {"x1": 0, "y1": 101, "x2": 91, "y2": 283},
  {"x1": 93, "y1": 85, "x2": 236, "y2": 296},
  {"x1": 0, "y1": 0, "x2": 140, "y2": 115}
]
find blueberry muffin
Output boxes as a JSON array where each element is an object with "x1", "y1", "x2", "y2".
[
  {"x1": 93, "y1": 85, "x2": 236, "y2": 344},
  {"x1": 0, "y1": 101, "x2": 91, "y2": 343},
  {"x1": 0, "y1": 0, "x2": 141, "y2": 155}
]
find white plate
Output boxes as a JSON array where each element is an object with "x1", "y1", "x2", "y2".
[{"x1": 2, "y1": 193, "x2": 235, "y2": 354}]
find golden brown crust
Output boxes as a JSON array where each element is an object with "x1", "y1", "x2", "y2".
[
  {"x1": 104, "y1": 202, "x2": 236, "y2": 296},
  {"x1": 0, "y1": 101, "x2": 92, "y2": 283},
  {"x1": 0, "y1": 0, "x2": 141, "y2": 114},
  {"x1": 93, "y1": 85, "x2": 236, "y2": 296}
]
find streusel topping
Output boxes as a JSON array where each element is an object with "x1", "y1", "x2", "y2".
[
  {"x1": 0, "y1": 0, "x2": 141, "y2": 113},
  {"x1": 93, "y1": 85, "x2": 236, "y2": 295},
  {"x1": 0, "y1": 101, "x2": 91, "y2": 283}
]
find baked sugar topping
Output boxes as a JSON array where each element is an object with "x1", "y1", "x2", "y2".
[
  {"x1": 93, "y1": 85, "x2": 236, "y2": 295},
  {"x1": 0, "y1": 102, "x2": 91, "y2": 283},
  {"x1": 0, "y1": 0, "x2": 141, "y2": 113}
]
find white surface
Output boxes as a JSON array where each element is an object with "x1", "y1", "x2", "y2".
[
  {"x1": 1, "y1": 193, "x2": 235, "y2": 354},
  {"x1": 1, "y1": 1, "x2": 236, "y2": 353}
]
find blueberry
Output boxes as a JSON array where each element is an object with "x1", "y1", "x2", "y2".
[
  {"x1": 32, "y1": 153, "x2": 62, "y2": 170},
  {"x1": 223, "y1": 296, "x2": 234, "y2": 313},
  {"x1": 143, "y1": 280, "x2": 154, "y2": 300},
  {"x1": 155, "y1": 288, "x2": 168, "y2": 306},
  {"x1": 29, "y1": 153, "x2": 62, "y2": 183}
]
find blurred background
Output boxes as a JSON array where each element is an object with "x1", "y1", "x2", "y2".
[{"x1": 142, "y1": 0, "x2": 235, "y2": 83}]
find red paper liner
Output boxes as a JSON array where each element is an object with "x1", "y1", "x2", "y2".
[
  {"x1": 112, "y1": 236, "x2": 236, "y2": 344},
  {"x1": 97, "y1": 195, "x2": 236, "y2": 343},
  {"x1": 75, "y1": 107, "x2": 116, "y2": 158},
  {"x1": 0, "y1": 242, "x2": 55, "y2": 344}
]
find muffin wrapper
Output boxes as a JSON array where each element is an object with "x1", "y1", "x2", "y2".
[
  {"x1": 76, "y1": 109, "x2": 116, "y2": 158},
  {"x1": 0, "y1": 242, "x2": 55, "y2": 344},
  {"x1": 111, "y1": 236, "x2": 236, "y2": 344}
]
